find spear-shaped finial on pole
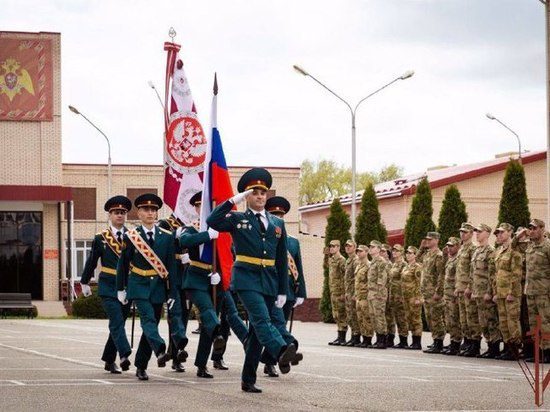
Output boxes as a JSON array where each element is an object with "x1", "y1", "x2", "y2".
[
  {"x1": 213, "y1": 72, "x2": 218, "y2": 96},
  {"x1": 168, "y1": 27, "x2": 176, "y2": 42}
]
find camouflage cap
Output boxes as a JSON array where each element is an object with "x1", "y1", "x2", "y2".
[
  {"x1": 459, "y1": 222, "x2": 475, "y2": 232},
  {"x1": 528, "y1": 219, "x2": 546, "y2": 229},
  {"x1": 514, "y1": 226, "x2": 526, "y2": 236},
  {"x1": 382, "y1": 243, "x2": 391, "y2": 251},
  {"x1": 329, "y1": 240, "x2": 341, "y2": 247},
  {"x1": 345, "y1": 239, "x2": 356, "y2": 247},
  {"x1": 406, "y1": 246, "x2": 418, "y2": 254},
  {"x1": 474, "y1": 223, "x2": 492, "y2": 233},
  {"x1": 357, "y1": 244, "x2": 368, "y2": 252},
  {"x1": 494, "y1": 222, "x2": 514, "y2": 234},
  {"x1": 392, "y1": 244, "x2": 404, "y2": 252},
  {"x1": 446, "y1": 236, "x2": 460, "y2": 246},
  {"x1": 369, "y1": 240, "x2": 383, "y2": 248},
  {"x1": 424, "y1": 231, "x2": 440, "y2": 240}
]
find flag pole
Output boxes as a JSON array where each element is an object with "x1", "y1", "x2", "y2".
[{"x1": 211, "y1": 73, "x2": 219, "y2": 309}]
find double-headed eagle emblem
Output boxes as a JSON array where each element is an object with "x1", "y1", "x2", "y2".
[{"x1": 0, "y1": 58, "x2": 35, "y2": 102}]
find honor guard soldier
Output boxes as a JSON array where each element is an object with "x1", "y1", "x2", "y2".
[
  {"x1": 116, "y1": 193, "x2": 188, "y2": 381},
  {"x1": 80, "y1": 195, "x2": 132, "y2": 374},
  {"x1": 207, "y1": 168, "x2": 297, "y2": 393}
]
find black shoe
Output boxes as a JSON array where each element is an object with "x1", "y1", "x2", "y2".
[
  {"x1": 104, "y1": 362, "x2": 121, "y2": 374},
  {"x1": 192, "y1": 327, "x2": 201, "y2": 334},
  {"x1": 157, "y1": 352, "x2": 171, "y2": 368},
  {"x1": 212, "y1": 335, "x2": 226, "y2": 356},
  {"x1": 445, "y1": 341, "x2": 461, "y2": 356},
  {"x1": 372, "y1": 334, "x2": 386, "y2": 349},
  {"x1": 394, "y1": 335, "x2": 409, "y2": 349},
  {"x1": 458, "y1": 338, "x2": 472, "y2": 356},
  {"x1": 119, "y1": 357, "x2": 131, "y2": 371},
  {"x1": 176, "y1": 348, "x2": 188, "y2": 363},
  {"x1": 408, "y1": 335, "x2": 422, "y2": 350},
  {"x1": 423, "y1": 339, "x2": 443, "y2": 354},
  {"x1": 343, "y1": 338, "x2": 355, "y2": 346},
  {"x1": 241, "y1": 382, "x2": 262, "y2": 393},
  {"x1": 329, "y1": 330, "x2": 347, "y2": 346},
  {"x1": 291, "y1": 352, "x2": 303, "y2": 366},
  {"x1": 328, "y1": 336, "x2": 340, "y2": 346},
  {"x1": 463, "y1": 340, "x2": 481, "y2": 358},
  {"x1": 136, "y1": 368, "x2": 149, "y2": 381},
  {"x1": 172, "y1": 361, "x2": 186, "y2": 372},
  {"x1": 278, "y1": 343, "x2": 296, "y2": 374},
  {"x1": 360, "y1": 336, "x2": 372, "y2": 348},
  {"x1": 197, "y1": 366, "x2": 214, "y2": 378},
  {"x1": 478, "y1": 341, "x2": 498, "y2": 359},
  {"x1": 386, "y1": 334, "x2": 395, "y2": 348},
  {"x1": 213, "y1": 360, "x2": 229, "y2": 370},
  {"x1": 264, "y1": 364, "x2": 279, "y2": 377}
]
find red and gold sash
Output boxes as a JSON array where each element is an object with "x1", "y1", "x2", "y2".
[
  {"x1": 101, "y1": 229, "x2": 123, "y2": 257},
  {"x1": 166, "y1": 215, "x2": 182, "y2": 231},
  {"x1": 288, "y1": 251, "x2": 299, "y2": 281},
  {"x1": 127, "y1": 228, "x2": 168, "y2": 279}
]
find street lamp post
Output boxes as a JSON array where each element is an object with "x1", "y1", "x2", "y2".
[
  {"x1": 68, "y1": 105, "x2": 112, "y2": 197},
  {"x1": 293, "y1": 65, "x2": 414, "y2": 236},
  {"x1": 539, "y1": 0, "x2": 550, "y2": 225},
  {"x1": 147, "y1": 81, "x2": 165, "y2": 110},
  {"x1": 486, "y1": 113, "x2": 522, "y2": 161}
]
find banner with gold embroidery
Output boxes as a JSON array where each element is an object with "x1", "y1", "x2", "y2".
[
  {"x1": 101, "y1": 229, "x2": 123, "y2": 257},
  {"x1": 126, "y1": 229, "x2": 168, "y2": 279},
  {"x1": 0, "y1": 33, "x2": 53, "y2": 121},
  {"x1": 288, "y1": 251, "x2": 299, "y2": 281}
]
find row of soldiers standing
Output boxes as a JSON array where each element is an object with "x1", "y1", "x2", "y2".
[{"x1": 327, "y1": 220, "x2": 550, "y2": 361}]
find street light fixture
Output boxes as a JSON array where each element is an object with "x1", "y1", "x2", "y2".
[
  {"x1": 68, "y1": 105, "x2": 112, "y2": 197},
  {"x1": 293, "y1": 65, "x2": 414, "y2": 236},
  {"x1": 485, "y1": 113, "x2": 522, "y2": 160},
  {"x1": 148, "y1": 80, "x2": 165, "y2": 110}
]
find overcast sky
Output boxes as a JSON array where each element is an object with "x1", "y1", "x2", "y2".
[{"x1": 2, "y1": 0, "x2": 547, "y2": 175}]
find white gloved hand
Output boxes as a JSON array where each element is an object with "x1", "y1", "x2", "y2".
[
  {"x1": 117, "y1": 290, "x2": 128, "y2": 305},
  {"x1": 81, "y1": 284, "x2": 92, "y2": 297},
  {"x1": 181, "y1": 253, "x2": 190, "y2": 264},
  {"x1": 176, "y1": 227, "x2": 184, "y2": 237},
  {"x1": 207, "y1": 228, "x2": 219, "y2": 240},
  {"x1": 209, "y1": 272, "x2": 221, "y2": 285},
  {"x1": 275, "y1": 294, "x2": 287, "y2": 308},
  {"x1": 294, "y1": 297, "x2": 304, "y2": 308},
  {"x1": 166, "y1": 298, "x2": 175, "y2": 311},
  {"x1": 230, "y1": 189, "x2": 253, "y2": 205}
]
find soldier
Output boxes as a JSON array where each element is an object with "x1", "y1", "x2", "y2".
[
  {"x1": 387, "y1": 244, "x2": 409, "y2": 348},
  {"x1": 327, "y1": 239, "x2": 348, "y2": 346},
  {"x1": 367, "y1": 240, "x2": 389, "y2": 349},
  {"x1": 492, "y1": 223, "x2": 523, "y2": 360},
  {"x1": 116, "y1": 194, "x2": 188, "y2": 381},
  {"x1": 402, "y1": 246, "x2": 423, "y2": 349},
  {"x1": 456, "y1": 223, "x2": 481, "y2": 357},
  {"x1": 80, "y1": 195, "x2": 132, "y2": 374},
  {"x1": 418, "y1": 232, "x2": 445, "y2": 354},
  {"x1": 523, "y1": 219, "x2": 550, "y2": 363},
  {"x1": 344, "y1": 240, "x2": 361, "y2": 346},
  {"x1": 443, "y1": 237, "x2": 462, "y2": 355},
  {"x1": 469, "y1": 223, "x2": 501, "y2": 358},
  {"x1": 207, "y1": 168, "x2": 297, "y2": 393},
  {"x1": 381, "y1": 244, "x2": 396, "y2": 347},
  {"x1": 354, "y1": 244, "x2": 373, "y2": 347}
]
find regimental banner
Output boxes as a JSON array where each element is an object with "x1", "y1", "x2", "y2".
[{"x1": 0, "y1": 34, "x2": 53, "y2": 121}]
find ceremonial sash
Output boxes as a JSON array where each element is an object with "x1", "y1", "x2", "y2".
[
  {"x1": 127, "y1": 229, "x2": 168, "y2": 279},
  {"x1": 101, "y1": 229, "x2": 123, "y2": 257},
  {"x1": 166, "y1": 215, "x2": 182, "y2": 231},
  {"x1": 287, "y1": 251, "x2": 299, "y2": 281}
]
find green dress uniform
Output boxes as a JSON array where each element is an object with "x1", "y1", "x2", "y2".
[
  {"x1": 284, "y1": 235, "x2": 307, "y2": 320},
  {"x1": 206, "y1": 168, "x2": 291, "y2": 388}
]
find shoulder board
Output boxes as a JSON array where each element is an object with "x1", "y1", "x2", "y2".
[
  {"x1": 159, "y1": 227, "x2": 172, "y2": 235},
  {"x1": 95, "y1": 232, "x2": 103, "y2": 237}
]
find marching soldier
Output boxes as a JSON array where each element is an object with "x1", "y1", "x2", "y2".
[
  {"x1": 327, "y1": 239, "x2": 348, "y2": 346},
  {"x1": 354, "y1": 244, "x2": 373, "y2": 347},
  {"x1": 80, "y1": 195, "x2": 132, "y2": 373},
  {"x1": 418, "y1": 232, "x2": 445, "y2": 354},
  {"x1": 402, "y1": 246, "x2": 423, "y2": 349},
  {"x1": 367, "y1": 240, "x2": 389, "y2": 349},
  {"x1": 492, "y1": 223, "x2": 523, "y2": 360},
  {"x1": 387, "y1": 244, "x2": 409, "y2": 348},
  {"x1": 207, "y1": 168, "x2": 298, "y2": 393},
  {"x1": 116, "y1": 193, "x2": 188, "y2": 381},
  {"x1": 443, "y1": 237, "x2": 462, "y2": 355},
  {"x1": 344, "y1": 240, "x2": 361, "y2": 346},
  {"x1": 456, "y1": 223, "x2": 481, "y2": 357}
]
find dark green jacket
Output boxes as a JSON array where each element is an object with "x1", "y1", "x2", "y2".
[
  {"x1": 179, "y1": 225, "x2": 212, "y2": 291},
  {"x1": 158, "y1": 218, "x2": 187, "y2": 290},
  {"x1": 287, "y1": 235, "x2": 307, "y2": 301},
  {"x1": 207, "y1": 200, "x2": 288, "y2": 297}
]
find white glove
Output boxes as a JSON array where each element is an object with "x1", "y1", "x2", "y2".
[
  {"x1": 176, "y1": 227, "x2": 184, "y2": 237},
  {"x1": 275, "y1": 294, "x2": 287, "y2": 308},
  {"x1": 207, "y1": 228, "x2": 219, "y2": 240},
  {"x1": 181, "y1": 253, "x2": 190, "y2": 264},
  {"x1": 117, "y1": 290, "x2": 128, "y2": 305},
  {"x1": 294, "y1": 297, "x2": 304, "y2": 308},
  {"x1": 230, "y1": 189, "x2": 253, "y2": 205},
  {"x1": 166, "y1": 298, "x2": 175, "y2": 311},
  {"x1": 209, "y1": 272, "x2": 221, "y2": 285},
  {"x1": 81, "y1": 284, "x2": 92, "y2": 297}
]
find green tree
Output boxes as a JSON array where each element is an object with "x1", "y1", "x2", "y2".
[
  {"x1": 355, "y1": 183, "x2": 387, "y2": 246},
  {"x1": 437, "y1": 185, "x2": 468, "y2": 248},
  {"x1": 320, "y1": 198, "x2": 352, "y2": 323},
  {"x1": 404, "y1": 177, "x2": 436, "y2": 248},
  {"x1": 498, "y1": 160, "x2": 530, "y2": 228}
]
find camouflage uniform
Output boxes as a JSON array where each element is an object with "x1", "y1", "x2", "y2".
[
  {"x1": 472, "y1": 244, "x2": 501, "y2": 344},
  {"x1": 401, "y1": 261, "x2": 423, "y2": 336},
  {"x1": 444, "y1": 253, "x2": 462, "y2": 343},
  {"x1": 493, "y1": 242, "x2": 523, "y2": 344},
  {"x1": 388, "y1": 260, "x2": 408, "y2": 337},
  {"x1": 345, "y1": 254, "x2": 360, "y2": 336},
  {"x1": 329, "y1": 253, "x2": 347, "y2": 332},
  {"x1": 355, "y1": 259, "x2": 373, "y2": 338},
  {"x1": 367, "y1": 255, "x2": 389, "y2": 334},
  {"x1": 418, "y1": 248, "x2": 446, "y2": 340},
  {"x1": 455, "y1": 240, "x2": 480, "y2": 341}
]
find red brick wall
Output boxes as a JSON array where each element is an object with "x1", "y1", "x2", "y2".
[{"x1": 294, "y1": 298, "x2": 322, "y2": 322}]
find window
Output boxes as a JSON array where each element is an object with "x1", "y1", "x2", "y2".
[
  {"x1": 66, "y1": 239, "x2": 99, "y2": 281},
  {"x1": 65, "y1": 188, "x2": 97, "y2": 220},
  {"x1": 126, "y1": 188, "x2": 158, "y2": 220}
]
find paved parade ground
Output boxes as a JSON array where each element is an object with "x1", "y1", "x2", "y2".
[{"x1": 0, "y1": 319, "x2": 545, "y2": 411}]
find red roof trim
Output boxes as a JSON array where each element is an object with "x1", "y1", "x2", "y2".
[
  {"x1": 0, "y1": 185, "x2": 72, "y2": 201},
  {"x1": 62, "y1": 163, "x2": 300, "y2": 170},
  {"x1": 0, "y1": 31, "x2": 61, "y2": 35}
]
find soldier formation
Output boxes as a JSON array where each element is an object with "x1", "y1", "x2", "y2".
[
  {"x1": 327, "y1": 221, "x2": 550, "y2": 362},
  {"x1": 79, "y1": 168, "x2": 306, "y2": 393}
]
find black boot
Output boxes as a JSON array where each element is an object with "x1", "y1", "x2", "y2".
[
  {"x1": 463, "y1": 339, "x2": 481, "y2": 357},
  {"x1": 386, "y1": 334, "x2": 395, "y2": 348},
  {"x1": 478, "y1": 340, "x2": 500, "y2": 359},
  {"x1": 351, "y1": 334, "x2": 362, "y2": 347},
  {"x1": 523, "y1": 340, "x2": 534, "y2": 360},
  {"x1": 497, "y1": 343, "x2": 516, "y2": 361},
  {"x1": 409, "y1": 335, "x2": 422, "y2": 350},
  {"x1": 372, "y1": 333, "x2": 387, "y2": 349},
  {"x1": 329, "y1": 330, "x2": 346, "y2": 346},
  {"x1": 197, "y1": 366, "x2": 214, "y2": 378},
  {"x1": 445, "y1": 340, "x2": 461, "y2": 356},
  {"x1": 264, "y1": 364, "x2": 279, "y2": 377},
  {"x1": 441, "y1": 343, "x2": 451, "y2": 354},
  {"x1": 423, "y1": 339, "x2": 443, "y2": 354},
  {"x1": 359, "y1": 335, "x2": 372, "y2": 348},
  {"x1": 458, "y1": 338, "x2": 471, "y2": 356},
  {"x1": 394, "y1": 335, "x2": 409, "y2": 349}
]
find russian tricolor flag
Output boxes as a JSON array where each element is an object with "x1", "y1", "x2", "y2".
[{"x1": 199, "y1": 74, "x2": 234, "y2": 290}]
